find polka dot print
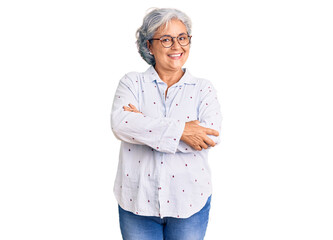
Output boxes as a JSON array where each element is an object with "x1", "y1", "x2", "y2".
[{"x1": 112, "y1": 66, "x2": 221, "y2": 218}]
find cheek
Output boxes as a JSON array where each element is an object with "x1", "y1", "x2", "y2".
[
  {"x1": 155, "y1": 49, "x2": 168, "y2": 59},
  {"x1": 183, "y1": 49, "x2": 190, "y2": 59}
]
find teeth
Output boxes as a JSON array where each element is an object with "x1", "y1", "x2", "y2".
[{"x1": 169, "y1": 53, "x2": 182, "y2": 57}]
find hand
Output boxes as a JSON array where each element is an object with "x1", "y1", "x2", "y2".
[
  {"x1": 181, "y1": 120, "x2": 219, "y2": 151},
  {"x1": 123, "y1": 104, "x2": 142, "y2": 114}
]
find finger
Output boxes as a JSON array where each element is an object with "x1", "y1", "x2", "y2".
[
  {"x1": 190, "y1": 142, "x2": 202, "y2": 151},
  {"x1": 124, "y1": 107, "x2": 136, "y2": 113},
  {"x1": 195, "y1": 145, "x2": 202, "y2": 151},
  {"x1": 205, "y1": 128, "x2": 219, "y2": 136},
  {"x1": 193, "y1": 120, "x2": 200, "y2": 125},
  {"x1": 128, "y1": 104, "x2": 138, "y2": 111},
  {"x1": 129, "y1": 104, "x2": 141, "y2": 113},
  {"x1": 199, "y1": 141, "x2": 208, "y2": 150},
  {"x1": 203, "y1": 136, "x2": 216, "y2": 147}
]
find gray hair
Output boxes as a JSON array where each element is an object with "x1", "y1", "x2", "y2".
[{"x1": 136, "y1": 8, "x2": 192, "y2": 66}]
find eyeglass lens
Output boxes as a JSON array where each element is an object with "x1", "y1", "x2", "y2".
[{"x1": 160, "y1": 35, "x2": 190, "y2": 48}]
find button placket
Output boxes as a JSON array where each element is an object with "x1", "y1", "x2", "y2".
[
  {"x1": 156, "y1": 150, "x2": 165, "y2": 218},
  {"x1": 158, "y1": 83, "x2": 168, "y2": 117},
  {"x1": 164, "y1": 85, "x2": 177, "y2": 117}
]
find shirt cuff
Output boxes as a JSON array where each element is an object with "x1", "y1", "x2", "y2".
[{"x1": 158, "y1": 120, "x2": 185, "y2": 154}]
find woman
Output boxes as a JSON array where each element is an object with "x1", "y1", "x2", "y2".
[{"x1": 111, "y1": 8, "x2": 222, "y2": 240}]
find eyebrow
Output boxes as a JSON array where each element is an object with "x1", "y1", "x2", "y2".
[{"x1": 158, "y1": 32, "x2": 187, "y2": 38}]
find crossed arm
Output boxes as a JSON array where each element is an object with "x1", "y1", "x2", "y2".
[
  {"x1": 123, "y1": 104, "x2": 219, "y2": 151},
  {"x1": 111, "y1": 75, "x2": 221, "y2": 153}
]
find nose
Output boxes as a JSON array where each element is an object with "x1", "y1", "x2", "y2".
[{"x1": 171, "y1": 38, "x2": 182, "y2": 49}]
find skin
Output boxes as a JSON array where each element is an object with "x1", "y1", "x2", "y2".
[
  {"x1": 147, "y1": 19, "x2": 189, "y2": 89},
  {"x1": 123, "y1": 19, "x2": 219, "y2": 151}
]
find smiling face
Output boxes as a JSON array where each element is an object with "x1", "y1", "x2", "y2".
[{"x1": 148, "y1": 19, "x2": 190, "y2": 73}]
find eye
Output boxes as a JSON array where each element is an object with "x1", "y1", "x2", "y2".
[{"x1": 161, "y1": 37, "x2": 171, "y2": 42}]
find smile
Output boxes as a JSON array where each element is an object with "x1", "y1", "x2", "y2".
[{"x1": 168, "y1": 53, "x2": 183, "y2": 59}]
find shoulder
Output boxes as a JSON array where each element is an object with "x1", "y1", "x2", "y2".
[
  {"x1": 191, "y1": 75, "x2": 217, "y2": 92},
  {"x1": 124, "y1": 71, "x2": 143, "y2": 79},
  {"x1": 120, "y1": 71, "x2": 143, "y2": 83},
  {"x1": 121, "y1": 66, "x2": 154, "y2": 82},
  {"x1": 196, "y1": 78, "x2": 214, "y2": 87},
  {"x1": 186, "y1": 69, "x2": 216, "y2": 89},
  {"x1": 186, "y1": 72, "x2": 218, "y2": 99},
  {"x1": 118, "y1": 70, "x2": 147, "y2": 88}
]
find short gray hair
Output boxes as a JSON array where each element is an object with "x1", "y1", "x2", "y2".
[{"x1": 136, "y1": 8, "x2": 192, "y2": 66}]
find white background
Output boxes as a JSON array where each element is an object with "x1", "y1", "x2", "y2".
[{"x1": 1, "y1": 0, "x2": 332, "y2": 239}]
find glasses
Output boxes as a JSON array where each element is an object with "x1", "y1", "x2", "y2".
[{"x1": 149, "y1": 34, "x2": 192, "y2": 48}]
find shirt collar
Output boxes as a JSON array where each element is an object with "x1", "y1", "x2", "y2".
[{"x1": 143, "y1": 66, "x2": 197, "y2": 85}]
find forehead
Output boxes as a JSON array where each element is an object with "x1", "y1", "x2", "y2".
[{"x1": 154, "y1": 19, "x2": 187, "y2": 37}]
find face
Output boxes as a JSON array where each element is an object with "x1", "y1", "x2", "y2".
[{"x1": 148, "y1": 19, "x2": 190, "y2": 72}]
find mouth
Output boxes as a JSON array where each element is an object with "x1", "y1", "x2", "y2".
[{"x1": 168, "y1": 53, "x2": 183, "y2": 60}]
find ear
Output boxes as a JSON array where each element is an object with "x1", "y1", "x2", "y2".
[{"x1": 147, "y1": 40, "x2": 153, "y2": 55}]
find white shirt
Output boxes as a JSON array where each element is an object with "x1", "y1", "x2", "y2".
[{"x1": 111, "y1": 66, "x2": 222, "y2": 218}]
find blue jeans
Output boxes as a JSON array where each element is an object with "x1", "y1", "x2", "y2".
[{"x1": 118, "y1": 195, "x2": 211, "y2": 240}]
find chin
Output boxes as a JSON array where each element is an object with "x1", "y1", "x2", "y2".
[{"x1": 170, "y1": 60, "x2": 186, "y2": 69}]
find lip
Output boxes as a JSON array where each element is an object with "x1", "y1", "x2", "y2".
[{"x1": 167, "y1": 53, "x2": 183, "y2": 60}]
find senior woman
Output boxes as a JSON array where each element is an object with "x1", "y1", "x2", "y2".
[{"x1": 111, "y1": 8, "x2": 222, "y2": 240}]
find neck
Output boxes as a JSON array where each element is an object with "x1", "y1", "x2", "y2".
[{"x1": 154, "y1": 64, "x2": 184, "y2": 87}]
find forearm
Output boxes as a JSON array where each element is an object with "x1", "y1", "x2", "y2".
[
  {"x1": 111, "y1": 108, "x2": 185, "y2": 154},
  {"x1": 176, "y1": 80, "x2": 222, "y2": 153},
  {"x1": 115, "y1": 105, "x2": 218, "y2": 153}
]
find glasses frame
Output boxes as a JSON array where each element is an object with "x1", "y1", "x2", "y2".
[{"x1": 149, "y1": 34, "x2": 192, "y2": 48}]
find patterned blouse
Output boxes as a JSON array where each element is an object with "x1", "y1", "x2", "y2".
[{"x1": 111, "y1": 66, "x2": 222, "y2": 218}]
